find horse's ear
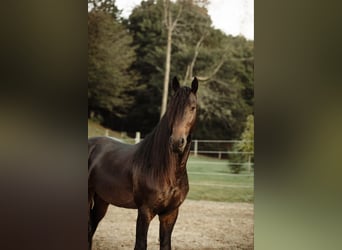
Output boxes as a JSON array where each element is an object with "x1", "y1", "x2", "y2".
[
  {"x1": 172, "y1": 77, "x2": 180, "y2": 92},
  {"x1": 191, "y1": 77, "x2": 198, "y2": 94}
]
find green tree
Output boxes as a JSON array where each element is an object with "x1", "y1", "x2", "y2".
[
  {"x1": 126, "y1": 0, "x2": 167, "y2": 133},
  {"x1": 237, "y1": 114, "x2": 254, "y2": 152},
  {"x1": 167, "y1": 2, "x2": 253, "y2": 140},
  {"x1": 88, "y1": 0, "x2": 120, "y2": 18},
  {"x1": 123, "y1": 0, "x2": 254, "y2": 139},
  {"x1": 229, "y1": 114, "x2": 254, "y2": 174},
  {"x1": 88, "y1": 8, "x2": 138, "y2": 122},
  {"x1": 126, "y1": 0, "x2": 215, "y2": 134},
  {"x1": 175, "y1": 30, "x2": 254, "y2": 140}
]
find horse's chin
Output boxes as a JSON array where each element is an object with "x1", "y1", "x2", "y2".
[{"x1": 171, "y1": 145, "x2": 185, "y2": 155}]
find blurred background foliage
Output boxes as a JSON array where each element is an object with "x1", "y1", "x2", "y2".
[{"x1": 88, "y1": 0, "x2": 254, "y2": 139}]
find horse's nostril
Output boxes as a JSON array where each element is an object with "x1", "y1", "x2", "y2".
[{"x1": 180, "y1": 138, "x2": 185, "y2": 146}]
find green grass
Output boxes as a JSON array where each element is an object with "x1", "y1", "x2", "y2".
[
  {"x1": 188, "y1": 184, "x2": 253, "y2": 202},
  {"x1": 88, "y1": 120, "x2": 254, "y2": 203},
  {"x1": 186, "y1": 155, "x2": 254, "y2": 203}
]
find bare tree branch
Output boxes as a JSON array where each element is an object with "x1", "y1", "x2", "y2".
[
  {"x1": 197, "y1": 58, "x2": 226, "y2": 81},
  {"x1": 171, "y1": 4, "x2": 183, "y2": 31},
  {"x1": 184, "y1": 34, "x2": 206, "y2": 83},
  {"x1": 190, "y1": 43, "x2": 253, "y2": 83}
]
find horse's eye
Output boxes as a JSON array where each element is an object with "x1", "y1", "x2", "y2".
[{"x1": 191, "y1": 106, "x2": 196, "y2": 111}]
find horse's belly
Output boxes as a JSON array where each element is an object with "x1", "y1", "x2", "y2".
[
  {"x1": 107, "y1": 191, "x2": 137, "y2": 209},
  {"x1": 94, "y1": 175, "x2": 137, "y2": 209}
]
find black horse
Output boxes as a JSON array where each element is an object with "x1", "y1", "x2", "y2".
[{"x1": 88, "y1": 77, "x2": 198, "y2": 250}]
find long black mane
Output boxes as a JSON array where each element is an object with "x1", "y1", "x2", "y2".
[{"x1": 132, "y1": 86, "x2": 193, "y2": 185}]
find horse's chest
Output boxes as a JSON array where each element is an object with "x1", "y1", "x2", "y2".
[{"x1": 154, "y1": 184, "x2": 188, "y2": 213}]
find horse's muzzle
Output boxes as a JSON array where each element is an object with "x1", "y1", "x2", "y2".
[{"x1": 170, "y1": 136, "x2": 186, "y2": 154}]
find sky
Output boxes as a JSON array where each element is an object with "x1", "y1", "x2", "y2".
[{"x1": 115, "y1": 0, "x2": 254, "y2": 40}]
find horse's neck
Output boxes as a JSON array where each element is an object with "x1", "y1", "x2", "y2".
[
  {"x1": 172, "y1": 141, "x2": 191, "y2": 174},
  {"x1": 180, "y1": 141, "x2": 191, "y2": 166},
  {"x1": 145, "y1": 117, "x2": 191, "y2": 180}
]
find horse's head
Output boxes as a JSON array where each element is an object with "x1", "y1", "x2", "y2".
[{"x1": 168, "y1": 77, "x2": 198, "y2": 154}]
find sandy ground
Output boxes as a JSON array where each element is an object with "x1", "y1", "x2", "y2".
[{"x1": 92, "y1": 200, "x2": 254, "y2": 250}]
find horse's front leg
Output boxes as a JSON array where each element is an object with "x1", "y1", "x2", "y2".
[
  {"x1": 159, "y1": 208, "x2": 179, "y2": 250},
  {"x1": 134, "y1": 207, "x2": 155, "y2": 250}
]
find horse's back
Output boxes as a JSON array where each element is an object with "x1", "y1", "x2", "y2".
[
  {"x1": 88, "y1": 136, "x2": 129, "y2": 157},
  {"x1": 88, "y1": 136, "x2": 134, "y2": 172}
]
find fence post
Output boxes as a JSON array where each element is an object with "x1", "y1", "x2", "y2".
[
  {"x1": 194, "y1": 140, "x2": 198, "y2": 157},
  {"x1": 105, "y1": 129, "x2": 109, "y2": 137},
  {"x1": 135, "y1": 131, "x2": 141, "y2": 144},
  {"x1": 248, "y1": 154, "x2": 252, "y2": 172}
]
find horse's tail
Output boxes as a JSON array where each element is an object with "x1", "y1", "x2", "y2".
[
  {"x1": 88, "y1": 138, "x2": 98, "y2": 210},
  {"x1": 88, "y1": 138, "x2": 99, "y2": 171}
]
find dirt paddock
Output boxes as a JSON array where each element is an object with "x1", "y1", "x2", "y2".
[{"x1": 92, "y1": 200, "x2": 254, "y2": 250}]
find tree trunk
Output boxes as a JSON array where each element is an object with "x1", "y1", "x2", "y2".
[
  {"x1": 160, "y1": 0, "x2": 182, "y2": 119},
  {"x1": 160, "y1": 27, "x2": 172, "y2": 118}
]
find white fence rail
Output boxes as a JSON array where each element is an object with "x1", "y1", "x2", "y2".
[
  {"x1": 101, "y1": 131, "x2": 254, "y2": 191},
  {"x1": 105, "y1": 131, "x2": 254, "y2": 171},
  {"x1": 192, "y1": 139, "x2": 253, "y2": 157}
]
